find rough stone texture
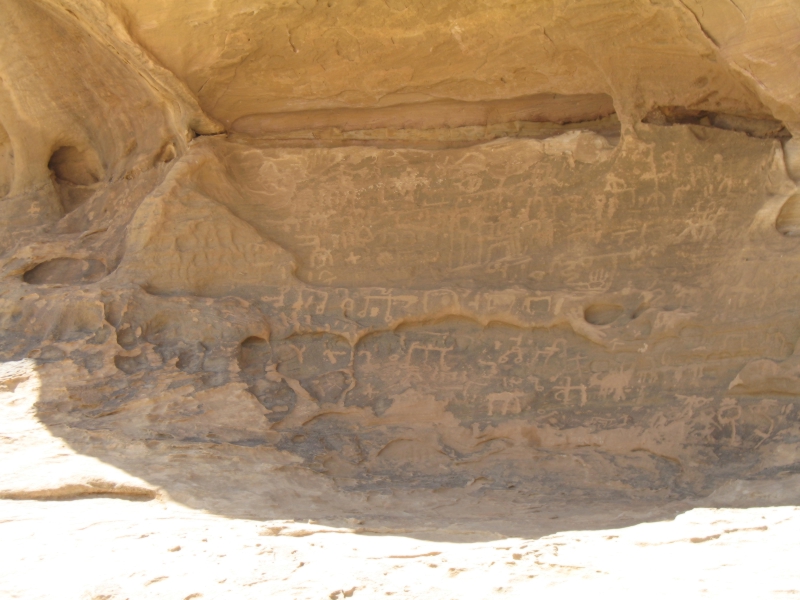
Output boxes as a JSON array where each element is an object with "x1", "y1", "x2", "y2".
[{"x1": 2, "y1": 0, "x2": 800, "y2": 597}]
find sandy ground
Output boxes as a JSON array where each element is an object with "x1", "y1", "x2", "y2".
[{"x1": 1, "y1": 499, "x2": 799, "y2": 599}]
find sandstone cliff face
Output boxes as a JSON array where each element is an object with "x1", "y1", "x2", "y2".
[{"x1": 1, "y1": 0, "x2": 800, "y2": 528}]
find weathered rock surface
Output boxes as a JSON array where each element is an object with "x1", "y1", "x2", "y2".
[{"x1": 2, "y1": 0, "x2": 800, "y2": 596}]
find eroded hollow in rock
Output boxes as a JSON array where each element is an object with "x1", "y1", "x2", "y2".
[
  {"x1": 584, "y1": 303, "x2": 625, "y2": 326},
  {"x1": 643, "y1": 106, "x2": 790, "y2": 138},
  {"x1": 23, "y1": 258, "x2": 107, "y2": 285},
  {"x1": 232, "y1": 93, "x2": 621, "y2": 147},
  {"x1": 48, "y1": 145, "x2": 105, "y2": 213},
  {"x1": 48, "y1": 146, "x2": 103, "y2": 186},
  {"x1": 776, "y1": 192, "x2": 800, "y2": 236}
]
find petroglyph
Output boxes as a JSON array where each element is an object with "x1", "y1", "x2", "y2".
[
  {"x1": 486, "y1": 391, "x2": 526, "y2": 416},
  {"x1": 590, "y1": 368, "x2": 634, "y2": 402}
]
